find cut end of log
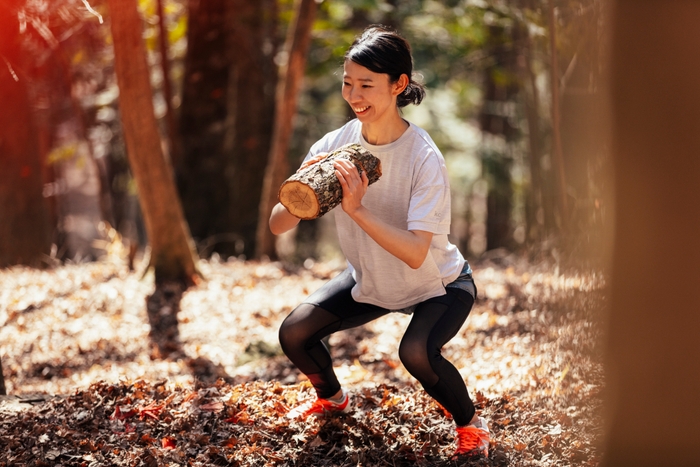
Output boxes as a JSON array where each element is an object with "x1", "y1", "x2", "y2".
[{"x1": 278, "y1": 180, "x2": 319, "y2": 220}]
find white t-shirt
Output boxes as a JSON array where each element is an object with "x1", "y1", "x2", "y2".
[{"x1": 304, "y1": 119, "x2": 465, "y2": 309}]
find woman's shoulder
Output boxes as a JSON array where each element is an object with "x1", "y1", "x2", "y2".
[
  {"x1": 403, "y1": 122, "x2": 445, "y2": 162},
  {"x1": 406, "y1": 123, "x2": 439, "y2": 149},
  {"x1": 310, "y1": 119, "x2": 361, "y2": 154}
]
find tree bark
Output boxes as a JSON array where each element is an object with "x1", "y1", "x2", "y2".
[
  {"x1": 176, "y1": 0, "x2": 229, "y2": 253},
  {"x1": 603, "y1": 1, "x2": 700, "y2": 465},
  {"x1": 518, "y1": 25, "x2": 552, "y2": 243},
  {"x1": 548, "y1": 0, "x2": 569, "y2": 229},
  {"x1": 156, "y1": 0, "x2": 181, "y2": 169},
  {"x1": 256, "y1": 0, "x2": 318, "y2": 258},
  {"x1": 0, "y1": 358, "x2": 5, "y2": 395},
  {"x1": 107, "y1": 0, "x2": 198, "y2": 285},
  {"x1": 176, "y1": 0, "x2": 277, "y2": 259},
  {"x1": 223, "y1": 0, "x2": 278, "y2": 258},
  {"x1": 0, "y1": 3, "x2": 52, "y2": 268},
  {"x1": 479, "y1": 24, "x2": 519, "y2": 251},
  {"x1": 279, "y1": 144, "x2": 381, "y2": 220}
]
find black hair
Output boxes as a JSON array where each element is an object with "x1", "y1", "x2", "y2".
[{"x1": 345, "y1": 25, "x2": 425, "y2": 108}]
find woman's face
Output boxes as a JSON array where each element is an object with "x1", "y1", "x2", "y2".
[{"x1": 342, "y1": 60, "x2": 405, "y2": 126}]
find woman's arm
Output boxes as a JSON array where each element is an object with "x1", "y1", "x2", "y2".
[
  {"x1": 268, "y1": 152, "x2": 329, "y2": 236},
  {"x1": 269, "y1": 203, "x2": 300, "y2": 235},
  {"x1": 334, "y1": 159, "x2": 433, "y2": 269}
]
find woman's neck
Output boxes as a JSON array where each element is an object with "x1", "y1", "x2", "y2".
[{"x1": 361, "y1": 116, "x2": 409, "y2": 146}]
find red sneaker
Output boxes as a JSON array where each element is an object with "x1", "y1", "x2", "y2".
[
  {"x1": 453, "y1": 417, "x2": 490, "y2": 458},
  {"x1": 286, "y1": 389, "x2": 350, "y2": 419}
]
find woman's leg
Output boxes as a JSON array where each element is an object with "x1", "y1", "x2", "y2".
[
  {"x1": 279, "y1": 269, "x2": 389, "y2": 399},
  {"x1": 398, "y1": 288, "x2": 476, "y2": 426}
]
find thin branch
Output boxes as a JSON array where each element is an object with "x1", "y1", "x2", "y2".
[
  {"x1": 82, "y1": 0, "x2": 104, "y2": 24},
  {"x1": 2, "y1": 57, "x2": 19, "y2": 82}
]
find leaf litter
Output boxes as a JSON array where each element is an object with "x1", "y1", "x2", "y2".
[{"x1": 0, "y1": 255, "x2": 605, "y2": 466}]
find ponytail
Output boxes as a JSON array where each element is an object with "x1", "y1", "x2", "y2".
[{"x1": 397, "y1": 79, "x2": 425, "y2": 108}]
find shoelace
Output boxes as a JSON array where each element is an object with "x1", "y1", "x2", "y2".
[{"x1": 454, "y1": 425, "x2": 488, "y2": 455}]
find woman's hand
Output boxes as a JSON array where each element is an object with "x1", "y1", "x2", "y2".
[
  {"x1": 298, "y1": 152, "x2": 328, "y2": 172},
  {"x1": 334, "y1": 158, "x2": 369, "y2": 216}
]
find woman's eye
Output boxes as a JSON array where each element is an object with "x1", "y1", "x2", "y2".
[{"x1": 343, "y1": 82, "x2": 350, "y2": 86}]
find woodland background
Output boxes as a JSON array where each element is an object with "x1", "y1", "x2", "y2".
[
  {"x1": 0, "y1": 0, "x2": 609, "y2": 272},
  {"x1": 2, "y1": 0, "x2": 699, "y2": 466}
]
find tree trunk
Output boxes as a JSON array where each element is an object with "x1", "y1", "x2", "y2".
[
  {"x1": 222, "y1": 0, "x2": 278, "y2": 258},
  {"x1": 0, "y1": 358, "x2": 5, "y2": 395},
  {"x1": 279, "y1": 144, "x2": 381, "y2": 220},
  {"x1": 156, "y1": 0, "x2": 181, "y2": 169},
  {"x1": 256, "y1": 0, "x2": 318, "y2": 258},
  {"x1": 0, "y1": 4, "x2": 52, "y2": 268},
  {"x1": 176, "y1": 0, "x2": 229, "y2": 253},
  {"x1": 603, "y1": 2, "x2": 700, "y2": 465},
  {"x1": 176, "y1": 0, "x2": 278, "y2": 259},
  {"x1": 548, "y1": 0, "x2": 569, "y2": 230},
  {"x1": 107, "y1": 0, "x2": 198, "y2": 285},
  {"x1": 518, "y1": 25, "x2": 553, "y2": 243},
  {"x1": 479, "y1": 24, "x2": 519, "y2": 251}
]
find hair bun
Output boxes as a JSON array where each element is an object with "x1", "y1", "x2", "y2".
[{"x1": 397, "y1": 80, "x2": 425, "y2": 107}]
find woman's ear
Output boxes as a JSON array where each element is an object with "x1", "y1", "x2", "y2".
[{"x1": 393, "y1": 74, "x2": 410, "y2": 96}]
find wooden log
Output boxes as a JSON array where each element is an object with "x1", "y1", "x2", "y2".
[{"x1": 278, "y1": 143, "x2": 382, "y2": 220}]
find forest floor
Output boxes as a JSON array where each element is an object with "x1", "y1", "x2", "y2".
[{"x1": 0, "y1": 252, "x2": 606, "y2": 467}]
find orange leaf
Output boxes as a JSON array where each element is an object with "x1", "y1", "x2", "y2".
[
  {"x1": 383, "y1": 358, "x2": 400, "y2": 369},
  {"x1": 161, "y1": 437, "x2": 176, "y2": 449},
  {"x1": 139, "y1": 402, "x2": 164, "y2": 420},
  {"x1": 111, "y1": 406, "x2": 137, "y2": 420},
  {"x1": 141, "y1": 434, "x2": 157, "y2": 444},
  {"x1": 221, "y1": 437, "x2": 237, "y2": 448}
]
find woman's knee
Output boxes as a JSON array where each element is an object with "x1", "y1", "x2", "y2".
[
  {"x1": 278, "y1": 303, "x2": 328, "y2": 352},
  {"x1": 398, "y1": 337, "x2": 433, "y2": 380},
  {"x1": 278, "y1": 305, "x2": 309, "y2": 350},
  {"x1": 278, "y1": 317, "x2": 295, "y2": 353}
]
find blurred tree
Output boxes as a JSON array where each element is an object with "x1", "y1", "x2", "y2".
[
  {"x1": 223, "y1": 0, "x2": 279, "y2": 258},
  {"x1": 175, "y1": 0, "x2": 231, "y2": 257},
  {"x1": 556, "y1": 0, "x2": 609, "y2": 261},
  {"x1": 0, "y1": 358, "x2": 5, "y2": 395},
  {"x1": 479, "y1": 22, "x2": 521, "y2": 251},
  {"x1": 176, "y1": 0, "x2": 279, "y2": 259},
  {"x1": 156, "y1": 0, "x2": 181, "y2": 170},
  {"x1": 256, "y1": 0, "x2": 318, "y2": 259},
  {"x1": 107, "y1": 0, "x2": 198, "y2": 284},
  {"x1": 547, "y1": 0, "x2": 568, "y2": 229},
  {"x1": 0, "y1": 0, "x2": 52, "y2": 267},
  {"x1": 604, "y1": 2, "x2": 700, "y2": 465}
]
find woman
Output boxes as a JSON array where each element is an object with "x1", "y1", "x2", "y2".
[{"x1": 269, "y1": 25, "x2": 489, "y2": 459}]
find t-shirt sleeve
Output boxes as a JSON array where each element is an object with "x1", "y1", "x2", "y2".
[
  {"x1": 302, "y1": 139, "x2": 330, "y2": 165},
  {"x1": 301, "y1": 120, "x2": 360, "y2": 166},
  {"x1": 406, "y1": 156, "x2": 452, "y2": 235}
]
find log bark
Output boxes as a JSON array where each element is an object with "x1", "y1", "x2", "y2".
[{"x1": 278, "y1": 143, "x2": 381, "y2": 220}]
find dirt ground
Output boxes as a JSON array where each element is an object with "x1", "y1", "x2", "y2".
[{"x1": 0, "y1": 253, "x2": 606, "y2": 466}]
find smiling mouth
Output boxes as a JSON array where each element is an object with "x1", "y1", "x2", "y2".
[{"x1": 353, "y1": 106, "x2": 370, "y2": 114}]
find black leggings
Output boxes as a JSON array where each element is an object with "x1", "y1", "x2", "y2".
[{"x1": 278, "y1": 269, "x2": 477, "y2": 426}]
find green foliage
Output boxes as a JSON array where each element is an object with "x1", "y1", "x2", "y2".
[{"x1": 8, "y1": 0, "x2": 606, "y2": 259}]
